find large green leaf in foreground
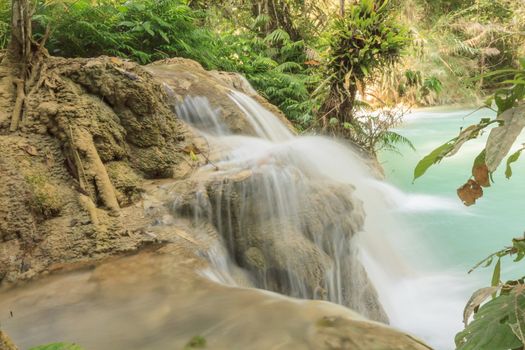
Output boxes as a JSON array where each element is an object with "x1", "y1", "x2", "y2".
[
  {"x1": 29, "y1": 343, "x2": 84, "y2": 350},
  {"x1": 455, "y1": 285, "x2": 525, "y2": 350}
]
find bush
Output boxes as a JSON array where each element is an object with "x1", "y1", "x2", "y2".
[{"x1": 31, "y1": 0, "x2": 222, "y2": 66}]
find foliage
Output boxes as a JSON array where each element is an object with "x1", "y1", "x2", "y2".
[
  {"x1": 0, "y1": 0, "x2": 316, "y2": 127},
  {"x1": 218, "y1": 21, "x2": 317, "y2": 128},
  {"x1": 456, "y1": 284, "x2": 525, "y2": 350},
  {"x1": 414, "y1": 59, "x2": 525, "y2": 349},
  {"x1": 317, "y1": 0, "x2": 410, "y2": 153},
  {"x1": 382, "y1": 0, "x2": 525, "y2": 105},
  {"x1": 456, "y1": 238, "x2": 525, "y2": 350},
  {"x1": 413, "y1": 59, "x2": 525, "y2": 202},
  {"x1": 30, "y1": 0, "x2": 222, "y2": 66},
  {"x1": 29, "y1": 343, "x2": 84, "y2": 350},
  {"x1": 328, "y1": 106, "x2": 415, "y2": 154},
  {"x1": 0, "y1": 0, "x2": 9, "y2": 49}
]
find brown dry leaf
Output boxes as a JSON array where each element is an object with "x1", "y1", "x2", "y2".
[
  {"x1": 463, "y1": 286, "x2": 500, "y2": 326},
  {"x1": 457, "y1": 179, "x2": 483, "y2": 206},
  {"x1": 472, "y1": 163, "x2": 490, "y2": 187},
  {"x1": 21, "y1": 144, "x2": 38, "y2": 156}
]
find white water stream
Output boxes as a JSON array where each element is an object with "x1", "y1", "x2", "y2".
[{"x1": 176, "y1": 92, "x2": 475, "y2": 349}]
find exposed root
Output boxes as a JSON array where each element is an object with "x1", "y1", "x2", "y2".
[
  {"x1": 73, "y1": 127, "x2": 120, "y2": 215},
  {"x1": 78, "y1": 193, "x2": 100, "y2": 226},
  {"x1": 9, "y1": 78, "x2": 25, "y2": 131}
]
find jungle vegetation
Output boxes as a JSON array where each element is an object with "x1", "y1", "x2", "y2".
[
  {"x1": 1, "y1": 1, "x2": 525, "y2": 349},
  {"x1": 2, "y1": 0, "x2": 522, "y2": 154}
]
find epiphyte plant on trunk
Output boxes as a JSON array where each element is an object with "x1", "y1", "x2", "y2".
[{"x1": 317, "y1": 0, "x2": 410, "y2": 154}]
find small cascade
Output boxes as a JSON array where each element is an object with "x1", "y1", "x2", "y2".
[
  {"x1": 170, "y1": 93, "x2": 392, "y2": 322},
  {"x1": 228, "y1": 91, "x2": 293, "y2": 141},
  {"x1": 174, "y1": 96, "x2": 230, "y2": 136},
  {"x1": 169, "y1": 89, "x2": 470, "y2": 349}
]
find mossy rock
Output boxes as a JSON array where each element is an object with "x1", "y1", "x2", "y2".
[
  {"x1": 0, "y1": 331, "x2": 19, "y2": 350},
  {"x1": 105, "y1": 161, "x2": 144, "y2": 207},
  {"x1": 25, "y1": 172, "x2": 64, "y2": 220}
]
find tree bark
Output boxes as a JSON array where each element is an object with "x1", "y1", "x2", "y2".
[
  {"x1": 340, "y1": 0, "x2": 345, "y2": 17},
  {"x1": 6, "y1": 0, "x2": 33, "y2": 131},
  {"x1": 8, "y1": 0, "x2": 32, "y2": 64}
]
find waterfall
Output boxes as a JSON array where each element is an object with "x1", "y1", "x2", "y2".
[
  {"x1": 173, "y1": 91, "x2": 471, "y2": 349},
  {"x1": 173, "y1": 91, "x2": 389, "y2": 322}
]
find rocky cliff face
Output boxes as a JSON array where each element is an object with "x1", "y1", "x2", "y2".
[
  {"x1": 0, "y1": 55, "x2": 431, "y2": 349},
  {"x1": 0, "y1": 56, "x2": 204, "y2": 283}
]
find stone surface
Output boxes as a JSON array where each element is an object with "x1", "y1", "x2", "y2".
[
  {"x1": 0, "y1": 245, "x2": 431, "y2": 350},
  {"x1": 147, "y1": 58, "x2": 295, "y2": 135},
  {"x1": 0, "y1": 331, "x2": 19, "y2": 350}
]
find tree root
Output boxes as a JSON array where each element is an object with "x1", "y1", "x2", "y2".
[
  {"x1": 78, "y1": 194, "x2": 100, "y2": 226},
  {"x1": 9, "y1": 78, "x2": 25, "y2": 131},
  {"x1": 72, "y1": 127, "x2": 120, "y2": 216}
]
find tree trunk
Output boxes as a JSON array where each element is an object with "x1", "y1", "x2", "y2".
[
  {"x1": 339, "y1": 0, "x2": 345, "y2": 17},
  {"x1": 5, "y1": 0, "x2": 32, "y2": 132},
  {"x1": 8, "y1": 0, "x2": 32, "y2": 65}
]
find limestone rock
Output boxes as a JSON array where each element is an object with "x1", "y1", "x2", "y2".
[
  {"x1": 147, "y1": 58, "x2": 295, "y2": 135},
  {"x1": 0, "y1": 331, "x2": 19, "y2": 350}
]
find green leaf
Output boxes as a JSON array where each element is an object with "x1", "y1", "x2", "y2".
[
  {"x1": 455, "y1": 286, "x2": 525, "y2": 350},
  {"x1": 484, "y1": 96, "x2": 494, "y2": 108},
  {"x1": 381, "y1": 131, "x2": 415, "y2": 151},
  {"x1": 482, "y1": 256, "x2": 493, "y2": 267},
  {"x1": 513, "y1": 239, "x2": 525, "y2": 262},
  {"x1": 159, "y1": 30, "x2": 170, "y2": 43},
  {"x1": 118, "y1": 21, "x2": 135, "y2": 28},
  {"x1": 413, "y1": 139, "x2": 456, "y2": 181},
  {"x1": 190, "y1": 150, "x2": 198, "y2": 161},
  {"x1": 142, "y1": 21, "x2": 155, "y2": 36},
  {"x1": 491, "y1": 258, "x2": 501, "y2": 289},
  {"x1": 184, "y1": 335, "x2": 206, "y2": 349},
  {"x1": 274, "y1": 61, "x2": 302, "y2": 73},
  {"x1": 505, "y1": 147, "x2": 525, "y2": 179},
  {"x1": 264, "y1": 29, "x2": 290, "y2": 44}
]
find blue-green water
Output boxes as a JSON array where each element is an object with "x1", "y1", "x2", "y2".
[
  {"x1": 373, "y1": 107, "x2": 525, "y2": 349},
  {"x1": 381, "y1": 107, "x2": 525, "y2": 273}
]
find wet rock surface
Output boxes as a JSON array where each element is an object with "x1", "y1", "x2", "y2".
[
  {"x1": 146, "y1": 58, "x2": 295, "y2": 135},
  {"x1": 168, "y1": 164, "x2": 388, "y2": 323},
  {"x1": 0, "y1": 245, "x2": 430, "y2": 350}
]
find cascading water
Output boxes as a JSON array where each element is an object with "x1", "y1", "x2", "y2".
[
  {"x1": 173, "y1": 91, "x2": 388, "y2": 322},
  {"x1": 171, "y1": 90, "x2": 472, "y2": 349}
]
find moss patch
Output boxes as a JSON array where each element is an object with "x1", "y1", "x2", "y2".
[
  {"x1": 25, "y1": 172, "x2": 64, "y2": 220},
  {"x1": 105, "y1": 161, "x2": 144, "y2": 207}
]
